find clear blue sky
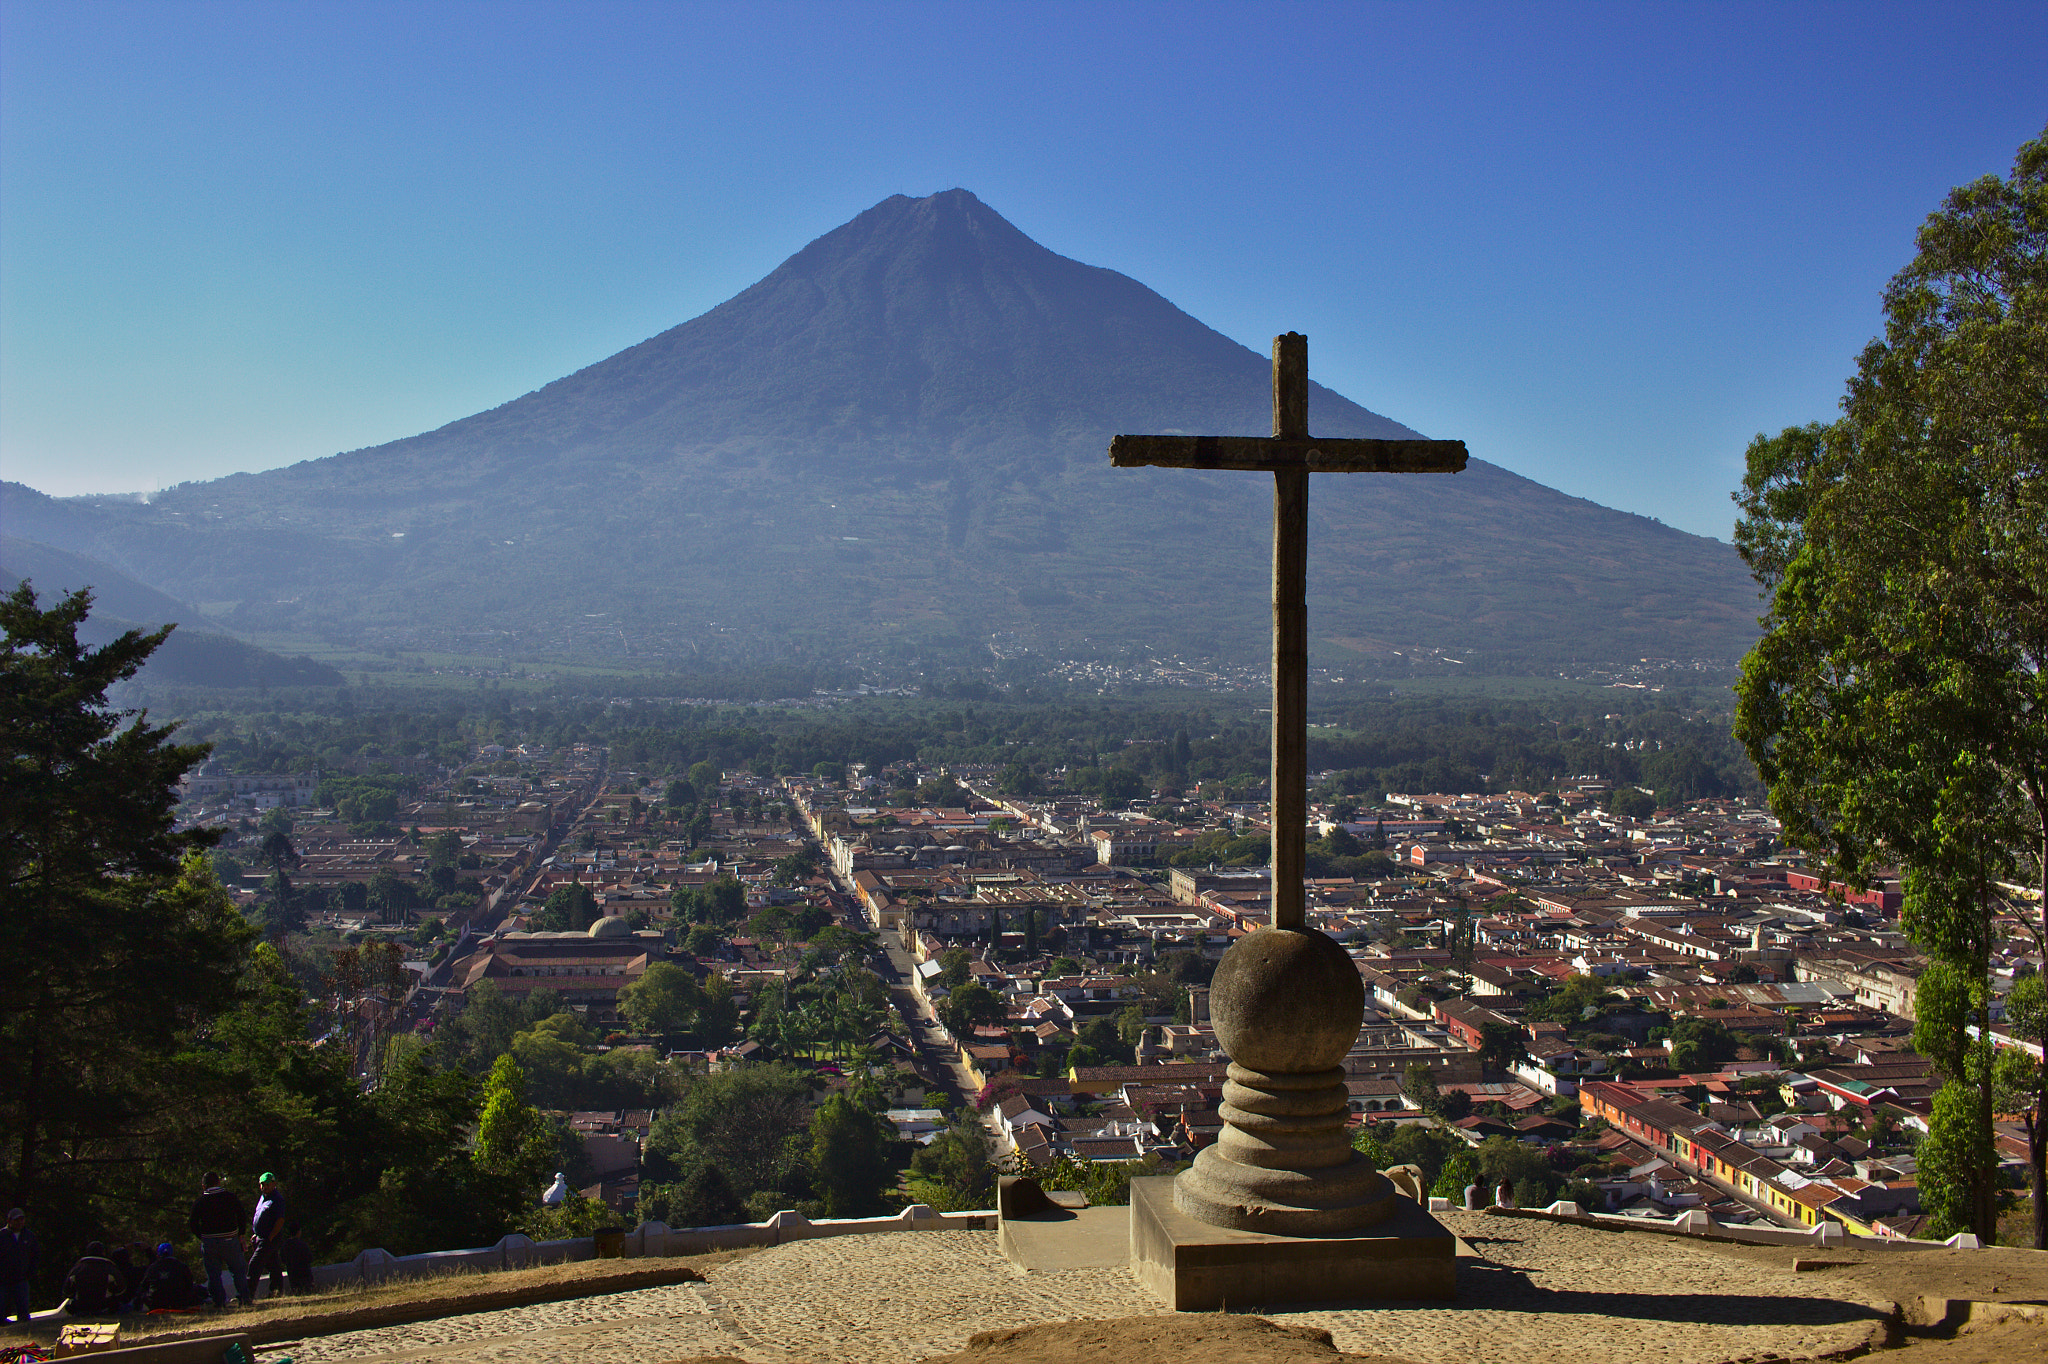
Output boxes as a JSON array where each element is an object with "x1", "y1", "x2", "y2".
[{"x1": 2, "y1": 1, "x2": 2042, "y2": 539}]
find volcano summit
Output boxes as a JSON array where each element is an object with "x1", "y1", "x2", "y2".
[{"x1": 2, "y1": 189, "x2": 1758, "y2": 678}]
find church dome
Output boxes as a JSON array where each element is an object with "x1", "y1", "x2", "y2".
[{"x1": 589, "y1": 915, "x2": 633, "y2": 938}]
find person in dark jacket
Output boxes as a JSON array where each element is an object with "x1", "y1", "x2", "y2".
[
  {"x1": 277, "y1": 1220, "x2": 313, "y2": 1297},
  {"x1": 61, "y1": 1242, "x2": 124, "y2": 1317},
  {"x1": 187, "y1": 1172, "x2": 248, "y2": 1308},
  {"x1": 0, "y1": 1207, "x2": 36, "y2": 1327},
  {"x1": 135, "y1": 1243, "x2": 205, "y2": 1311},
  {"x1": 109, "y1": 1244, "x2": 143, "y2": 1308},
  {"x1": 247, "y1": 1173, "x2": 286, "y2": 1301}
]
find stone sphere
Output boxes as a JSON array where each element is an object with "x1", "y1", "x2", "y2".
[{"x1": 1210, "y1": 926, "x2": 1364, "y2": 1073}]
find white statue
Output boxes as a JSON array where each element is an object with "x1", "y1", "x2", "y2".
[{"x1": 542, "y1": 1171, "x2": 568, "y2": 1206}]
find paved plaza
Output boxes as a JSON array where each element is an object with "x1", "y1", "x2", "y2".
[{"x1": 280, "y1": 1213, "x2": 1901, "y2": 1364}]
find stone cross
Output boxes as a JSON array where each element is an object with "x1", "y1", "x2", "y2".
[
  {"x1": 1111, "y1": 333, "x2": 1465, "y2": 931},
  {"x1": 1110, "y1": 334, "x2": 1466, "y2": 1236}
]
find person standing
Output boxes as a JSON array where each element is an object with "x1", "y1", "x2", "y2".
[
  {"x1": 0, "y1": 1208, "x2": 36, "y2": 1328},
  {"x1": 247, "y1": 1173, "x2": 286, "y2": 1301},
  {"x1": 187, "y1": 1172, "x2": 248, "y2": 1309}
]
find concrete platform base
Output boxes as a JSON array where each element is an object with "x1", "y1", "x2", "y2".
[
  {"x1": 1127, "y1": 1176, "x2": 1458, "y2": 1311},
  {"x1": 998, "y1": 1205, "x2": 1132, "y2": 1272}
]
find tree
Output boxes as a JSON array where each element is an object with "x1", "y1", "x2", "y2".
[
  {"x1": 1401, "y1": 1063, "x2": 1441, "y2": 1113},
  {"x1": 472, "y1": 1056, "x2": 555, "y2": 1213},
  {"x1": 683, "y1": 923, "x2": 728, "y2": 958},
  {"x1": 1732, "y1": 128, "x2": 2048, "y2": 1245},
  {"x1": 1667, "y1": 1016, "x2": 1740, "y2": 1073},
  {"x1": 938, "y1": 982, "x2": 1006, "y2": 1038},
  {"x1": 535, "y1": 883, "x2": 598, "y2": 933},
  {"x1": 1477, "y1": 1020, "x2": 1530, "y2": 1075},
  {"x1": 1526, "y1": 974, "x2": 1618, "y2": 1028},
  {"x1": 695, "y1": 973, "x2": 739, "y2": 1047},
  {"x1": 703, "y1": 874, "x2": 747, "y2": 925},
  {"x1": 643, "y1": 1064, "x2": 813, "y2": 1203},
  {"x1": 1608, "y1": 787, "x2": 1656, "y2": 822},
  {"x1": 772, "y1": 845, "x2": 820, "y2": 886},
  {"x1": 0, "y1": 586, "x2": 247, "y2": 1217},
  {"x1": 367, "y1": 870, "x2": 419, "y2": 925},
  {"x1": 807, "y1": 1093, "x2": 897, "y2": 1217},
  {"x1": 618, "y1": 962, "x2": 703, "y2": 1037},
  {"x1": 643, "y1": 1162, "x2": 745, "y2": 1228},
  {"x1": 907, "y1": 1109, "x2": 992, "y2": 1211}
]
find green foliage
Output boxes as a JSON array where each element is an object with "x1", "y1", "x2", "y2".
[
  {"x1": 473, "y1": 1055, "x2": 556, "y2": 1198},
  {"x1": 1165, "y1": 830, "x2": 1270, "y2": 868},
  {"x1": 641, "y1": 1162, "x2": 748, "y2": 1228},
  {"x1": 906, "y1": 1110, "x2": 993, "y2": 1211},
  {"x1": 1608, "y1": 787, "x2": 1656, "y2": 821},
  {"x1": 1526, "y1": 974, "x2": 1619, "y2": 1027},
  {"x1": 1471, "y1": 1135, "x2": 1559, "y2": 1201},
  {"x1": 807, "y1": 1093, "x2": 898, "y2": 1217},
  {"x1": 1377, "y1": 1121, "x2": 1463, "y2": 1190},
  {"x1": 1667, "y1": 1016, "x2": 1740, "y2": 1073},
  {"x1": 1478, "y1": 1020, "x2": 1530, "y2": 1073},
  {"x1": 534, "y1": 883, "x2": 598, "y2": 933},
  {"x1": 672, "y1": 874, "x2": 747, "y2": 927},
  {"x1": 0, "y1": 585, "x2": 262, "y2": 1256},
  {"x1": 937, "y1": 981, "x2": 1006, "y2": 1038},
  {"x1": 618, "y1": 962, "x2": 705, "y2": 1037},
  {"x1": 1430, "y1": 1150, "x2": 1478, "y2": 1200},
  {"x1": 1731, "y1": 128, "x2": 2047, "y2": 1243},
  {"x1": 643, "y1": 1063, "x2": 815, "y2": 1205},
  {"x1": 1921, "y1": 1079, "x2": 1996, "y2": 1240},
  {"x1": 916, "y1": 774, "x2": 968, "y2": 807},
  {"x1": 519, "y1": 1194, "x2": 624, "y2": 1239},
  {"x1": 1003, "y1": 1149, "x2": 1166, "y2": 1207}
]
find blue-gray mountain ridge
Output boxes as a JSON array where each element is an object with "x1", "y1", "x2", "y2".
[{"x1": 0, "y1": 189, "x2": 1759, "y2": 675}]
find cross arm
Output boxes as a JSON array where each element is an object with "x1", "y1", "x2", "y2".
[{"x1": 1109, "y1": 434, "x2": 1467, "y2": 473}]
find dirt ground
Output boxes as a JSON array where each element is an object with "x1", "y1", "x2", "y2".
[{"x1": 917, "y1": 1314, "x2": 1424, "y2": 1364}]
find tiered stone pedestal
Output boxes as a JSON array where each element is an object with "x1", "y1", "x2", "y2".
[{"x1": 1127, "y1": 1177, "x2": 1457, "y2": 1311}]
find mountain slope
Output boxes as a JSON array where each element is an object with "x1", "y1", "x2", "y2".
[
  {"x1": 1, "y1": 536, "x2": 344, "y2": 688},
  {"x1": 2, "y1": 190, "x2": 1762, "y2": 673}
]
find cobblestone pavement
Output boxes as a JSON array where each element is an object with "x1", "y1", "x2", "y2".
[{"x1": 283, "y1": 1215, "x2": 1897, "y2": 1364}]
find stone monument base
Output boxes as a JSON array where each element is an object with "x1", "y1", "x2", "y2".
[{"x1": 1128, "y1": 1176, "x2": 1458, "y2": 1311}]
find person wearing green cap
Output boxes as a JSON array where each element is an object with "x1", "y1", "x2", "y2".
[{"x1": 248, "y1": 1173, "x2": 286, "y2": 1301}]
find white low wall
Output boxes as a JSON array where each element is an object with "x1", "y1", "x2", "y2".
[
  {"x1": 312, "y1": 1205, "x2": 995, "y2": 1289},
  {"x1": 1428, "y1": 1199, "x2": 1980, "y2": 1251}
]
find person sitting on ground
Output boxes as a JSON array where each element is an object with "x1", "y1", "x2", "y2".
[
  {"x1": 108, "y1": 1243, "x2": 143, "y2": 1308},
  {"x1": 135, "y1": 1243, "x2": 205, "y2": 1311},
  {"x1": 61, "y1": 1241, "x2": 125, "y2": 1317},
  {"x1": 277, "y1": 1221, "x2": 313, "y2": 1297}
]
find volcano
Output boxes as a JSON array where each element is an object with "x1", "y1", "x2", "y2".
[{"x1": 3, "y1": 189, "x2": 1759, "y2": 677}]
